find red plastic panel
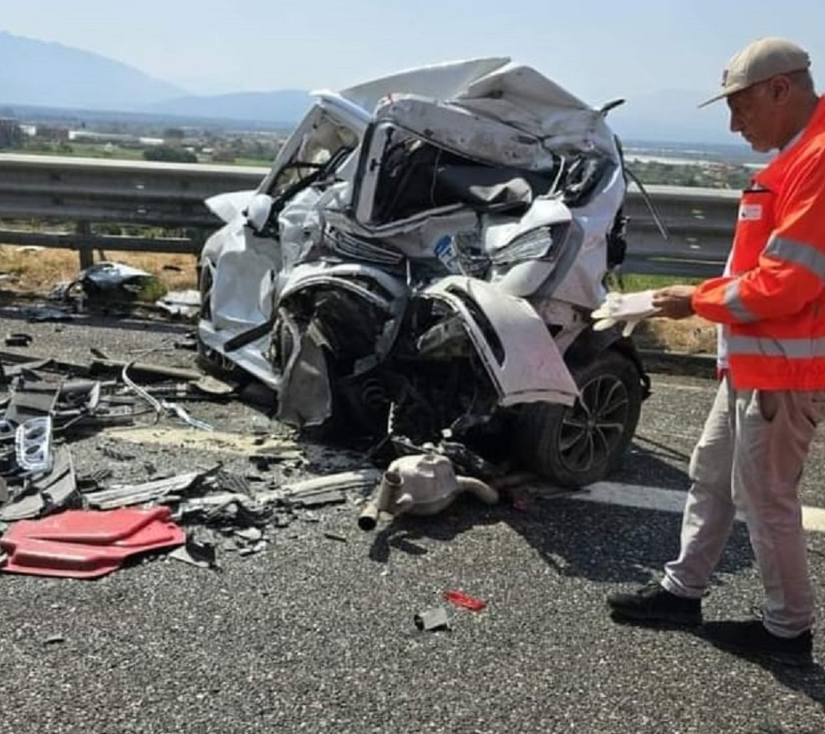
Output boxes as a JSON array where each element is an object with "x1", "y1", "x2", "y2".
[
  {"x1": 0, "y1": 508, "x2": 186, "y2": 579},
  {"x1": 5, "y1": 507, "x2": 176, "y2": 545}
]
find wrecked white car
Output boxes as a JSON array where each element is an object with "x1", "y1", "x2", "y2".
[{"x1": 198, "y1": 57, "x2": 650, "y2": 487}]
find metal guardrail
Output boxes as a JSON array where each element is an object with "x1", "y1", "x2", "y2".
[
  {"x1": 0, "y1": 154, "x2": 267, "y2": 268},
  {"x1": 623, "y1": 184, "x2": 738, "y2": 279},
  {"x1": 0, "y1": 154, "x2": 738, "y2": 276}
]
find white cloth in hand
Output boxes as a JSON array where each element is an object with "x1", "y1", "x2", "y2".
[{"x1": 591, "y1": 290, "x2": 660, "y2": 336}]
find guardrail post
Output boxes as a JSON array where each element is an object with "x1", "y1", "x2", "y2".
[{"x1": 76, "y1": 221, "x2": 93, "y2": 270}]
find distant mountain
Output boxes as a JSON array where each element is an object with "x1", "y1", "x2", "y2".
[
  {"x1": 148, "y1": 87, "x2": 738, "y2": 142},
  {"x1": 0, "y1": 30, "x2": 184, "y2": 110},
  {"x1": 0, "y1": 30, "x2": 747, "y2": 146},
  {"x1": 146, "y1": 90, "x2": 312, "y2": 125}
]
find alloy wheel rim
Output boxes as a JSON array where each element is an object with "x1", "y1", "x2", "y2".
[{"x1": 557, "y1": 374, "x2": 630, "y2": 475}]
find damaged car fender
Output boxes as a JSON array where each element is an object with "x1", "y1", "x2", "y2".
[{"x1": 420, "y1": 276, "x2": 579, "y2": 407}]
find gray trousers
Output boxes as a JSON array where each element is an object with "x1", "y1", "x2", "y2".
[{"x1": 662, "y1": 376, "x2": 825, "y2": 637}]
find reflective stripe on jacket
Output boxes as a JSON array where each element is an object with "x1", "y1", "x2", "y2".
[{"x1": 691, "y1": 95, "x2": 825, "y2": 390}]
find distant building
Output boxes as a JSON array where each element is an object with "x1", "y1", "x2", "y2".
[
  {"x1": 34, "y1": 125, "x2": 70, "y2": 141},
  {"x1": 0, "y1": 117, "x2": 23, "y2": 148},
  {"x1": 68, "y1": 130, "x2": 134, "y2": 143}
]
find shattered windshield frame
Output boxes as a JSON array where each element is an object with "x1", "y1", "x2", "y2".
[{"x1": 264, "y1": 109, "x2": 360, "y2": 210}]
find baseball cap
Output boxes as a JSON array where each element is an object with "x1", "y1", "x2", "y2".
[{"x1": 698, "y1": 37, "x2": 811, "y2": 108}]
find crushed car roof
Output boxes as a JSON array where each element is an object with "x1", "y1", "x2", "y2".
[
  {"x1": 315, "y1": 57, "x2": 617, "y2": 155},
  {"x1": 332, "y1": 57, "x2": 590, "y2": 113}
]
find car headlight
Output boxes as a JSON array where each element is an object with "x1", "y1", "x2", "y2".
[{"x1": 489, "y1": 223, "x2": 569, "y2": 266}]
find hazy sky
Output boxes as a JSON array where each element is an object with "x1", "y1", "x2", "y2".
[{"x1": 4, "y1": 0, "x2": 825, "y2": 102}]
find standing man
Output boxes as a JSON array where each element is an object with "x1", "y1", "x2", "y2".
[{"x1": 607, "y1": 37, "x2": 825, "y2": 667}]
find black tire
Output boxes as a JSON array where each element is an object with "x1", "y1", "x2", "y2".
[{"x1": 515, "y1": 348, "x2": 643, "y2": 487}]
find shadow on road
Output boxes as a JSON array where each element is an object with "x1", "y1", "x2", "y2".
[{"x1": 364, "y1": 445, "x2": 755, "y2": 587}]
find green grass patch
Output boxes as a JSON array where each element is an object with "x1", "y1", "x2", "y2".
[{"x1": 610, "y1": 273, "x2": 704, "y2": 292}]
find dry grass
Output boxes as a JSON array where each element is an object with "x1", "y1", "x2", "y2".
[
  {"x1": 634, "y1": 315, "x2": 717, "y2": 355},
  {"x1": 0, "y1": 247, "x2": 198, "y2": 294}
]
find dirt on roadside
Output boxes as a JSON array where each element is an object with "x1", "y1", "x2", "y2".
[
  {"x1": 633, "y1": 316, "x2": 717, "y2": 355},
  {"x1": 0, "y1": 247, "x2": 198, "y2": 295}
]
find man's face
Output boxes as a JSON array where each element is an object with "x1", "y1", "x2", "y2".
[{"x1": 726, "y1": 80, "x2": 783, "y2": 152}]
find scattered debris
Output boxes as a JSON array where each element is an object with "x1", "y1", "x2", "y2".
[
  {"x1": 191, "y1": 374, "x2": 236, "y2": 397},
  {"x1": 173, "y1": 333, "x2": 199, "y2": 351},
  {"x1": 234, "y1": 527, "x2": 263, "y2": 542},
  {"x1": 121, "y1": 361, "x2": 213, "y2": 431},
  {"x1": 443, "y1": 590, "x2": 487, "y2": 612},
  {"x1": 0, "y1": 322, "x2": 508, "y2": 580},
  {"x1": 15, "y1": 416, "x2": 53, "y2": 474},
  {"x1": 414, "y1": 606, "x2": 450, "y2": 632},
  {"x1": 0, "y1": 349, "x2": 204, "y2": 383},
  {"x1": 323, "y1": 530, "x2": 347, "y2": 543},
  {"x1": 281, "y1": 469, "x2": 381, "y2": 508},
  {"x1": 0, "y1": 444, "x2": 79, "y2": 522},
  {"x1": 156, "y1": 289, "x2": 200, "y2": 319},
  {"x1": 169, "y1": 536, "x2": 218, "y2": 570},
  {"x1": 5, "y1": 333, "x2": 32, "y2": 348},
  {"x1": 75, "y1": 261, "x2": 167, "y2": 306},
  {"x1": 83, "y1": 466, "x2": 221, "y2": 510}
]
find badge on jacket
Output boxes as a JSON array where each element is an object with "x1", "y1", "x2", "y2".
[{"x1": 739, "y1": 203, "x2": 763, "y2": 220}]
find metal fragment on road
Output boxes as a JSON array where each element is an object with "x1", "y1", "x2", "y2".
[
  {"x1": 281, "y1": 469, "x2": 382, "y2": 508},
  {"x1": 414, "y1": 606, "x2": 450, "y2": 632},
  {"x1": 84, "y1": 467, "x2": 220, "y2": 510},
  {"x1": 323, "y1": 530, "x2": 347, "y2": 542},
  {"x1": 234, "y1": 527, "x2": 263, "y2": 542},
  {"x1": 0, "y1": 493, "x2": 45, "y2": 523},
  {"x1": 169, "y1": 538, "x2": 218, "y2": 570},
  {"x1": 191, "y1": 374, "x2": 237, "y2": 396},
  {"x1": 5, "y1": 333, "x2": 32, "y2": 348}
]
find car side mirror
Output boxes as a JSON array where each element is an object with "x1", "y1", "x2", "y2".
[{"x1": 244, "y1": 193, "x2": 275, "y2": 234}]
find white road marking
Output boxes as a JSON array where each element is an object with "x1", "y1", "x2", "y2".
[{"x1": 565, "y1": 481, "x2": 825, "y2": 534}]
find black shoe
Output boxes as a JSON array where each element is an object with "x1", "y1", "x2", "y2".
[
  {"x1": 703, "y1": 620, "x2": 813, "y2": 667},
  {"x1": 607, "y1": 582, "x2": 702, "y2": 626}
]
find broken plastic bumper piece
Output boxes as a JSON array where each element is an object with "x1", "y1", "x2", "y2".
[{"x1": 0, "y1": 507, "x2": 186, "y2": 578}]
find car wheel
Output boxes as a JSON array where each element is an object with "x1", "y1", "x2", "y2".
[{"x1": 515, "y1": 348, "x2": 643, "y2": 487}]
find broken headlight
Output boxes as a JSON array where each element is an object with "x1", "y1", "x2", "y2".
[{"x1": 489, "y1": 223, "x2": 569, "y2": 266}]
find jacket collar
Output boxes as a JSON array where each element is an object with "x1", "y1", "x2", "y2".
[{"x1": 756, "y1": 95, "x2": 825, "y2": 188}]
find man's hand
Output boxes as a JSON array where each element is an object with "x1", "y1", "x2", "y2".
[{"x1": 651, "y1": 285, "x2": 697, "y2": 320}]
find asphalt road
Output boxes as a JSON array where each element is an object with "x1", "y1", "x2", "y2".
[{"x1": 2, "y1": 307, "x2": 825, "y2": 734}]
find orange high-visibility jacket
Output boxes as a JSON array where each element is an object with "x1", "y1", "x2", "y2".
[{"x1": 691, "y1": 95, "x2": 825, "y2": 390}]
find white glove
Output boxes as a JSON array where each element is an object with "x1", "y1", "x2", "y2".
[{"x1": 591, "y1": 290, "x2": 660, "y2": 336}]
